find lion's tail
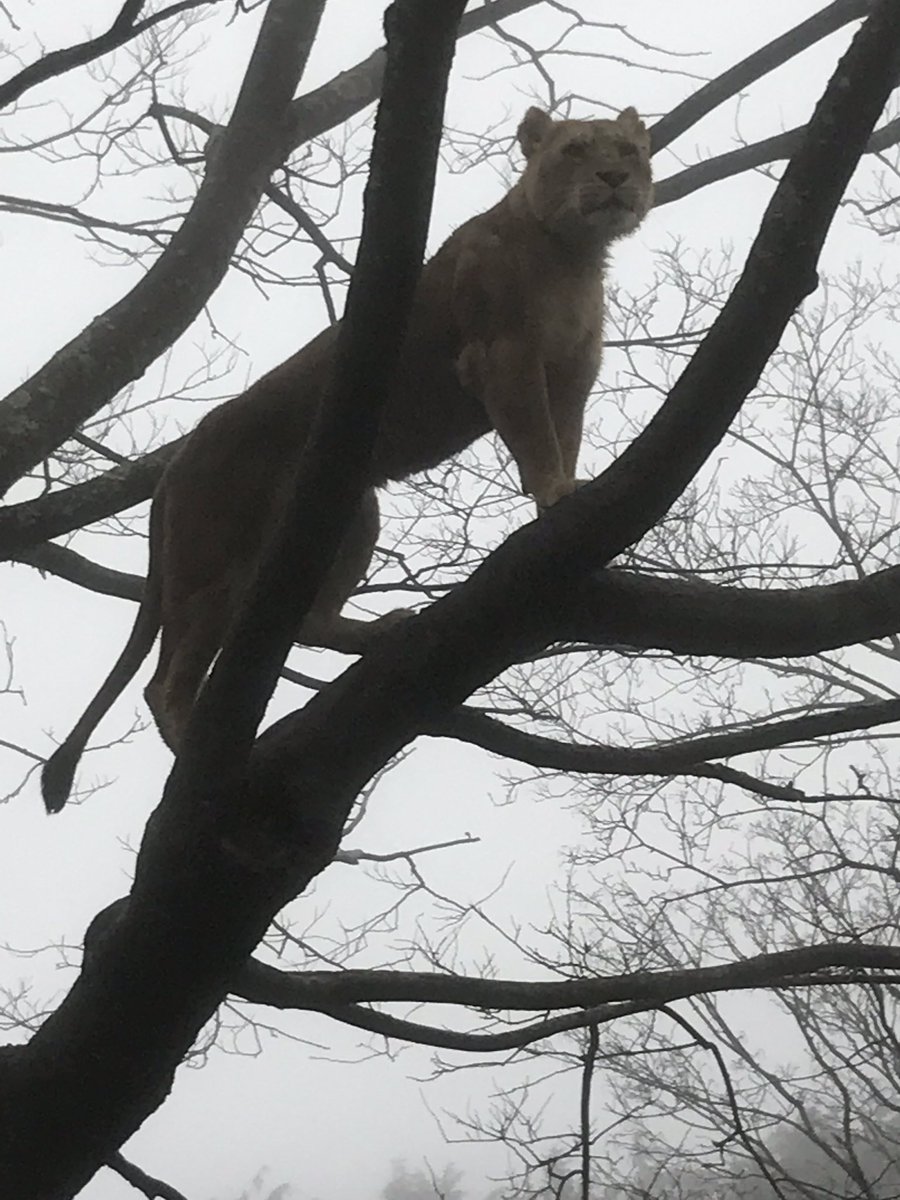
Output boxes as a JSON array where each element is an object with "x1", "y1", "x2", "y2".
[{"x1": 41, "y1": 492, "x2": 165, "y2": 814}]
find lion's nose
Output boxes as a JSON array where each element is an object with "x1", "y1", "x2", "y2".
[{"x1": 597, "y1": 170, "x2": 628, "y2": 188}]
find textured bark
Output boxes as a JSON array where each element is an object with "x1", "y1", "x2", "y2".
[
  {"x1": 233, "y1": 942, "x2": 900, "y2": 1052},
  {"x1": 14, "y1": 550, "x2": 900, "y2": 666},
  {"x1": 237, "y1": 941, "x2": 900, "y2": 1011},
  {"x1": 564, "y1": 565, "x2": 900, "y2": 659},
  {"x1": 282, "y1": 0, "x2": 541, "y2": 151}
]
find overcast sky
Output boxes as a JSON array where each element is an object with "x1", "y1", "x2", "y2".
[{"x1": 1, "y1": 3, "x2": 896, "y2": 1198}]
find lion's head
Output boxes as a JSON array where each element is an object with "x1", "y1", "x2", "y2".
[{"x1": 516, "y1": 106, "x2": 653, "y2": 245}]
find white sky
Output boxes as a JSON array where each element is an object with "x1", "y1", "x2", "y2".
[{"x1": 1, "y1": 3, "x2": 897, "y2": 1198}]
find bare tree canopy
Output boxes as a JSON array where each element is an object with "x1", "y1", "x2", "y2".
[{"x1": 3, "y1": 1, "x2": 900, "y2": 1197}]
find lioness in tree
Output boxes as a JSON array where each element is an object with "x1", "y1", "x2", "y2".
[{"x1": 41, "y1": 105, "x2": 653, "y2": 813}]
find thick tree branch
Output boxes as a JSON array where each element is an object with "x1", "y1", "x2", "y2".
[
  {"x1": 179, "y1": 0, "x2": 466, "y2": 784},
  {"x1": 234, "y1": 0, "x2": 900, "y2": 987},
  {"x1": 12, "y1": 543, "x2": 144, "y2": 601},
  {"x1": 564, "y1": 566, "x2": 900, "y2": 659},
  {"x1": 16, "y1": 549, "x2": 900, "y2": 666},
  {"x1": 14, "y1": 547, "x2": 900, "y2": 799},
  {"x1": 0, "y1": 0, "x2": 326, "y2": 498},
  {"x1": 650, "y1": 0, "x2": 873, "y2": 151},
  {"x1": 281, "y1": 0, "x2": 543, "y2": 153},
  {"x1": 655, "y1": 112, "x2": 900, "y2": 208},
  {"x1": 0, "y1": 437, "x2": 183, "y2": 559},
  {"x1": 234, "y1": 941, "x2": 900, "y2": 1025}
]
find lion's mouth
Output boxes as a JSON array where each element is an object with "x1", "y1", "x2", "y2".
[{"x1": 583, "y1": 193, "x2": 633, "y2": 217}]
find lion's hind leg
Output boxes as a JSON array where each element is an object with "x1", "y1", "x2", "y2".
[
  {"x1": 145, "y1": 575, "x2": 240, "y2": 751},
  {"x1": 299, "y1": 488, "x2": 410, "y2": 654}
]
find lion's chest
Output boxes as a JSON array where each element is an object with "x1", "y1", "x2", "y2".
[{"x1": 532, "y1": 267, "x2": 605, "y2": 369}]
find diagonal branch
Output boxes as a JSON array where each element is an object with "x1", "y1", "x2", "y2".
[
  {"x1": 650, "y1": 0, "x2": 873, "y2": 152},
  {"x1": 281, "y1": 0, "x2": 543, "y2": 152},
  {"x1": 0, "y1": 437, "x2": 184, "y2": 559},
  {"x1": 0, "y1": 0, "x2": 326, "y2": 498},
  {"x1": 655, "y1": 112, "x2": 900, "y2": 208},
  {"x1": 0, "y1": 5, "x2": 468, "y2": 1193},
  {"x1": 0, "y1": 0, "x2": 222, "y2": 111}
]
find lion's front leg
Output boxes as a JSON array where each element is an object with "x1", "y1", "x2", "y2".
[
  {"x1": 463, "y1": 335, "x2": 572, "y2": 509},
  {"x1": 545, "y1": 355, "x2": 600, "y2": 488}
]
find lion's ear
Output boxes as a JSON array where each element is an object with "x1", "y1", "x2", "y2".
[
  {"x1": 518, "y1": 107, "x2": 554, "y2": 159},
  {"x1": 616, "y1": 106, "x2": 648, "y2": 143}
]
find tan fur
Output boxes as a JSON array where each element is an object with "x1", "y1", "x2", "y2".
[{"x1": 41, "y1": 106, "x2": 652, "y2": 812}]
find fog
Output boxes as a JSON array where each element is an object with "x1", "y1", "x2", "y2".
[{"x1": 0, "y1": 2, "x2": 890, "y2": 1197}]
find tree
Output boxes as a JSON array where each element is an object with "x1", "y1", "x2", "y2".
[
  {"x1": 382, "y1": 1159, "x2": 465, "y2": 1200},
  {"x1": 3, "y1": 1, "x2": 900, "y2": 1197}
]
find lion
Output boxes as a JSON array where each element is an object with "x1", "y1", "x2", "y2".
[{"x1": 41, "y1": 105, "x2": 653, "y2": 813}]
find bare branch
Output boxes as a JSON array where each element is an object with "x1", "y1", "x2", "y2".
[
  {"x1": 236, "y1": 942, "x2": 900, "y2": 1011},
  {"x1": 650, "y1": 0, "x2": 873, "y2": 152},
  {"x1": 0, "y1": 0, "x2": 327, "y2": 497},
  {"x1": 282, "y1": 0, "x2": 544, "y2": 152},
  {"x1": 430, "y1": 702, "x2": 900, "y2": 788},
  {"x1": 0, "y1": 438, "x2": 184, "y2": 558},
  {"x1": 0, "y1": 0, "x2": 222, "y2": 111},
  {"x1": 655, "y1": 112, "x2": 900, "y2": 208},
  {"x1": 661, "y1": 1007, "x2": 790, "y2": 1200},
  {"x1": 107, "y1": 1152, "x2": 190, "y2": 1200},
  {"x1": 563, "y1": 565, "x2": 900, "y2": 660}
]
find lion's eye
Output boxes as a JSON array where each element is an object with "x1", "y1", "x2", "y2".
[
  {"x1": 617, "y1": 140, "x2": 638, "y2": 158},
  {"x1": 562, "y1": 141, "x2": 589, "y2": 159}
]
